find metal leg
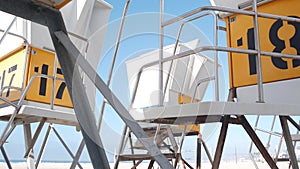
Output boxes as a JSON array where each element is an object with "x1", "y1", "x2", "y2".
[
  {"x1": 201, "y1": 138, "x2": 213, "y2": 165},
  {"x1": 180, "y1": 158, "x2": 187, "y2": 169},
  {"x1": 36, "y1": 124, "x2": 52, "y2": 168},
  {"x1": 174, "y1": 126, "x2": 186, "y2": 168},
  {"x1": 287, "y1": 116, "x2": 300, "y2": 131},
  {"x1": 196, "y1": 134, "x2": 201, "y2": 169},
  {"x1": 1, "y1": 146, "x2": 12, "y2": 169},
  {"x1": 181, "y1": 158, "x2": 193, "y2": 169},
  {"x1": 274, "y1": 136, "x2": 283, "y2": 163},
  {"x1": 166, "y1": 126, "x2": 178, "y2": 152},
  {"x1": 114, "y1": 126, "x2": 128, "y2": 169},
  {"x1": 52, "y1": 127, "x2": 83, "y2": 169},
  {"x1": 239, "y1": 115, "x2": 278, "y2": 169},
  {"x1": 23, "y1": 124, "x2": 35, "y2": 169},
  {"x1": 130, "y1": 160, "x2": 143, "y2": 169},
  {"x1": 54, "y1": 31, "x2": 174, "y2": 169},
  {"x1": 266, "y1": 116, "x2": 276, "y2": 150},
  {"x1": 212, "y1": 115, "x2": 229, "y2": 169},
  {"x1": 70, "y1": 139, "x2": 85, "y2": 169},
  {"x1": 24, "y1": 118, "x2": 46, "y2": 158},
  {"x1": 279, "y1": 116, "x2": 299, "y2": 169},
  {"x1": 128, "y1": 132, "x2": 136, "y2": 166},
  {"x1": 148, "y1": 160, "x2": 155, "y2": 169}
]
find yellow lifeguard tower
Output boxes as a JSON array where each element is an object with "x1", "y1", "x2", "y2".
[
  {"x1": 114, "y1": 0, "x2": 300, "y2": 168},
  {"x1": 0, "y1": 0, "x2": 112, "y2": 168}
]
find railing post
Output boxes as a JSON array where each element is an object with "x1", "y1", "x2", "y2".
[
  {"x1": 213, "y1": 12, "x2": 219, "y2": 101},
  {"x1": 252, "y1": 0, "x2": 264, "y2": 103},
  {"x1": 159, "y1": 0, "x2": 164, "y2": 106}
]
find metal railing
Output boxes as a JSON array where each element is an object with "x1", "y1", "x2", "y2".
[
  {"x1": 162, "y1": 11, "x2": 218, "y2": 103},
  {"x1": 130, "y1": 2, "x2": 300, "y2": 108}
]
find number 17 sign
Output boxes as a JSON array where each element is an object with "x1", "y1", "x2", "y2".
[{"x1": 227, "y1": 0, "x2": 300, "y2": 88}]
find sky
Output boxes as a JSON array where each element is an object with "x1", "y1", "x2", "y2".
[{"x1": 0, "y1": 0, "x2": 299, "y2": 166}]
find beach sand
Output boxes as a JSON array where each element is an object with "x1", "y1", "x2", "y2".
[{"x1": 0, "y1": 161, "x2": 291, "y2": 169}]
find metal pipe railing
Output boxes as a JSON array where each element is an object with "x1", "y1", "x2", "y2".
[
  {"x1": 0, "y1": 17, "x2": 17, "y2": 46},
  {"x1": 130, "y1": 45, "x2": 300, "y2": 107},
  {"x1": 252, "y1": 0, "x2": 264, "y2": 102},
  {"x1": 0, "y1": 73, "x2": 66, "y2": 148},
  {"x1": 162, "y1": 12, "x2": 217, "y2": 102},
  {"x1": 162, "y1": 6, "x2": 300, "y2": 27},
  {"x1": 132, "y1": 5, "x2": 300, "y2": 107},
  {"x1": 0, "y1": 27, "x2": 30, "y2": 90},
  {"x1": 159, "y1": 0, "x2": 164, "y2": 106},
  {"x1": 191, "y1": 76, "x2": 215, "y2": 102}
]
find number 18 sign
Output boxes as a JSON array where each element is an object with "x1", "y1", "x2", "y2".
[{"x1": 227, "y1": 0, "x2": 300, "y2": 88}]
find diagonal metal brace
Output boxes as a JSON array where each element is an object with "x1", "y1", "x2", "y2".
[{"x1": 54, "y1": 31, "x2": 174, "y2": 169}]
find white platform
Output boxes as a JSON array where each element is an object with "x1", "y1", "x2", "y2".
[
  {"x1": 0, "y1": 101, "x2": 77, "y2": 126},
  {"x1": 129, "y1": 101, "x2": 300, "y2": 121}
]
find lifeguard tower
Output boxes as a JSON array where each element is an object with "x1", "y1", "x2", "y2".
[
  {"x1": 113, "y1": 39, "x2": 217, "y2": 168},
  {"x1": 113, "y1": 0, "x2": 300, "y2": 168},
  {"x1": 0, "y1": 0, "x2": 112, "y2": 168}
]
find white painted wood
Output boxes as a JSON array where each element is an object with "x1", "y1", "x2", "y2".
[
  {"x1": 237, "y1": 78, "x2": 300, "y2": 105},
  {"x1": 129, "y1": 101, "x2": 300, "y2": 121},
  {"x1": 126, "y1": 39, "x2": 216, "y2": 108},
  {"x1": 0, "y1": 101, "x2": 77, "y2": 126}
]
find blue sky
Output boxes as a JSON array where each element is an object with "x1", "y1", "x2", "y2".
[{"x1": 0, "y1": 0, "x2": 298, "y2": 165}]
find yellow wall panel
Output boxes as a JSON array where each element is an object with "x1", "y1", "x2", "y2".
[
  {"x1": 0, "y1": 45, "x2": 73, "y2": 108},
  {"x1": 0, "y1": 46, "x2": 27, "y2": 104},
  {"x1": 227, "y1": 0, "x2": 300, "y2": 88},
  {"x1": 26, "y1": 47, "x2": 73, "y2": 107}
]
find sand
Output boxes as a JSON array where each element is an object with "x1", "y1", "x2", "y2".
[{"x1": 0, "y1": 161, "x2": 291, "y2": 168}]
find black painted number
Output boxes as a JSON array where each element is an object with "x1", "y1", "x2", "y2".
[
  {"x1": 269, "y1": 16, "x2": 300, "y2": 69},
  {"x1": 241, "y1": 16, "x2": 300, "y2": 76},
  {"x1": 34, "y1": 65, "x2": 66, "y2": 100},
  {"x1": 0, "y1": 64, "x2": 17, "y2": 97}
]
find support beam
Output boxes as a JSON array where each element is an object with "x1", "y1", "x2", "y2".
[
  {"x1": 239, "y1": 115, "x2": 278, "y2": 169},
  {"x1": 23, "y1": 124, "x2": 35, "y2": 169},
  {"x1": 54, "y1": 31, "x2": 174, "y2": 169},
  {"x1": 52, "y1": 127, "x2": 83, "y2": 169},
  {"x1": 279, "y1": 116, "x2": 299, "y2": 169},
  {"x1": 1, "y1": 146, "x2": 12, "y2": 169},
  {"x1": 148, "y1": 160, "x2": 155, "y2": 169},
  {"x1": 287, "y1": 116, "x2": 300, "y2": 131},
  {"x1": 196, "y1": 134, "x2": 201, "y2": 169},
  {"x1": 201, "y1": 138, "x2": 213, "y2": 164},
  {"x1": 24, "y1": 118, "x2": 46, "y2": 158},
  {"x1": 131, "y1": 160, "x2": 143, "y2": 169},
  {"x1": 36, "y1": 124, "x2": 52, "y2": 168},
  {"x1": 70, "y1": 139, "x2": 85, "y2": 169},
  {"x1": 128, "y1": 132, "x2": 136, "y2": 166},
  {"x1": 114, "y1": 126, "x2": 128, "y2": 169},
  {"x1": 212, "y1": 115, "x2": 229, "y2": 169}
]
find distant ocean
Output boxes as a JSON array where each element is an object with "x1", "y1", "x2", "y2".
[{"x1": 1, "y1": 151, "x2": 115, "y2": 164}]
